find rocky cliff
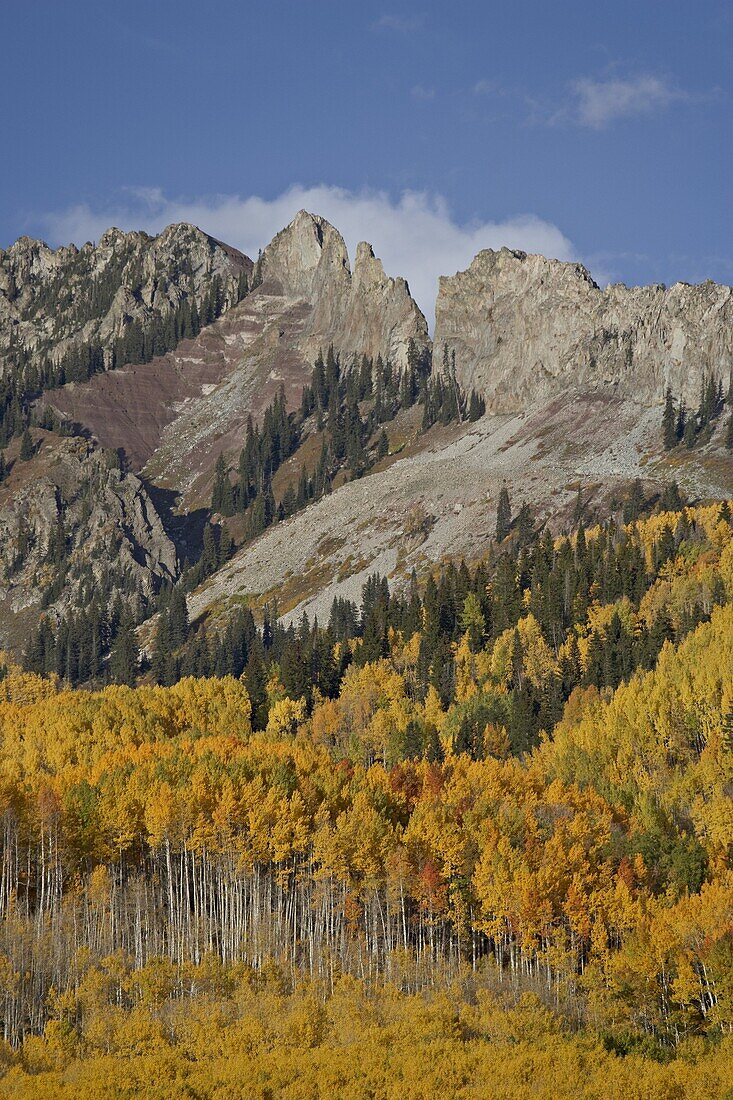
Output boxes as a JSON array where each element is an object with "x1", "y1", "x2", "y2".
[
  {"x1": 258, "y1": 211, "x2": 430, "y2": 368},
  {"x1": 0, "y1": 223, "x2": 250, "y2": 375},
  {"x1": 0, "y1": 431, "x2": 177, "y2": 647},
  {"x1": 434, "y1": 248, "x2": 733, "y2": 412}
]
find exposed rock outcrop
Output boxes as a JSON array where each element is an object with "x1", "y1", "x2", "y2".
[
  {"x1": 0, "y1": 223, "x2": 250, "y2": 374},
  {"x1": 434, "y1": 248, "x2": 733, "y2": 411},
  {"x1": 3, "y1": 214, "x2": 731, "y2": 661},
  {"x1": 0, "y1": 432, "x2": 177, "y2": 648},
  {"x1": 259, "y1": 211, "x2": 430, "y2": 368}
]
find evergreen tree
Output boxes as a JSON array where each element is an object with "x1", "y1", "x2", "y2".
[
  {"x1": 683, "y1": 414, "x2": 697, "y2": 449},
  {"x1": 662, "y1": 387, "x2": 677, "y2": 449},
  {"x1": 201, "y1": 525, "x2": 219, "y2": 577},
  {"x1": 219, "y1": 525, "x2": 234, "y2": 562},
  {"x1": 623, "y1": 479, "x2": 645, "y2": 525},
  {"x1": 211, "y1": 454, "x2": 234, "y2": 515},
  {"x1": 675, "y1": 400, "x2": 687, "y2": 443},
  {"x1": 583, "y1": 631, "x2": 604, "y2": 688},
  {"x1": 19, "y1": 429, "x2": 34, "y2": 461},
  {"x1": 660, "y1": 482, "x2": 683, "y2": 512},
  {"x1": 109, "y1": 613, "x2": 140, "y2": 686},
  {"x1": 516, "y1": 503, "x2": 533, "y2": 546},
  {"x1": 168, "y1": 587, "x2": 189, "y2": 650},
  {"x1": 468, "y1": 390, "x2": 486, "y2": 422},
  {"x1": 425, "y1": 724, "x2": 444, "y2": 763},
  {"x1": 496, "y1": 485, "x2": 512, "y2": 542},
  {"x1": 151, "y1": 612, "x2": 176, "y2": 686}
]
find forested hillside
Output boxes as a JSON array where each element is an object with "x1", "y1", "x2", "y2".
[{"x1": 0, "y1": 502, "x2": 730, "y2": 1095}]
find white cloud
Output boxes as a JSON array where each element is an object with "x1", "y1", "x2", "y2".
[
  {"x1": 410, "y1": 84, "x2": 435, "y2": 100},
  {"x1": 568, "y1": 75, "x2": 686, "y2": 129},
  {"x1": 473, "y1": 78, "x2": 500, "y2": 96},
  {"x1": 372, "y1": 14, "x2": 423, "y2": 32},
  {"x1": 40, "y1": 185, "x2": 575, "y2": 327}
]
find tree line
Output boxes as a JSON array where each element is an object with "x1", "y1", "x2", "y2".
[{"x1": 148, "y1": 494, "x2": 729, "y2": 765}]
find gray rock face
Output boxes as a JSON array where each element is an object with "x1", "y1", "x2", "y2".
[
  {"x1": 0, "y1": 223, "x2": 250, "y2": 375},
  {"x1": 0, "y1": 432, "x2": 177, "y2": 648},
  {"x1": 434, "y1": 248, "x2": 733, "y2": 411},
  {"x1": 259, "y1": 211, "x2": 430, "y2": 368}
]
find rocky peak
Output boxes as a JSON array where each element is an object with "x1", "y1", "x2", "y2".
[
  {"x1": 257, "y1": 210, "x2": 429, "y2": 368},
  {"x1": 259, "y1": 210, "x2": 351, "y2": 300},
  {"x1": 352, "y1": 241, "x2": 387, "y2": 285},
  {"x1": 97, "y1": 226, "x2": 146, "y2": 249},
  {"x1": 434, "y1": 248, "x2": 733, "y2": 411}
]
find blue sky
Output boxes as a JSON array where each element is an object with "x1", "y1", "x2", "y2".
[{"x1": 3, "y1": 0, "x2": 731, "y2": 317}]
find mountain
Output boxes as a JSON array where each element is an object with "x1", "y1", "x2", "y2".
[
  {"x1": 0, "y1": 212, "x2": 730, "y2": 658},
  {"x1": 46, "y1": 211, "x2": 430, "y2": 509},
  {"x1": 0, "y1": 222, "x2": 251, "y2": 649},
  {"x1": 0, "y1": 211, "x2": 732, "y2": 1088},
  {"x1": 187, "y1": 244, "x2": 733, "y2": 631}
]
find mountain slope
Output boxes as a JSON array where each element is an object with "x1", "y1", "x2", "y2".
[
  {"x1": 0, "y1": 212, "x2": 731, "y2": 663},
  {"x1": 188, "y1": 390, "x2": 732, "y2": 629}
]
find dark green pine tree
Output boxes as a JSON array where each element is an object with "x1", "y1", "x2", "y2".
[
  {"x1": 109, "y1": 613, "x2": 140, "y2": 686},
  {"x1": 496, "y1": 485, "x2": 512, "y2": 542},
  {"x1": 583, "y1": 630, "x2": 604, "y2": 688},
  {"x1": 200, "y1": 525, "x2": 219, "y2": 577},
  {"x1": 516, "y1": 502, "x2": 533, "y2": 546},
  {"x1": 508, "y1": 684, "x2": 538, "y2": 755},
  {"x1": 244, "y1": 647, "x2": 268, "y2": 729},
  {"x1": 560, "y1": 631, "x2": 581, "y2": 695},
  {"x1": 726, "y1": 413, "x2": 733, "y2": 450},
  {"x1": 19, "y1": 429, "x2": 34, "y2": 461},
  {"x1": 622, "y1": 479, "x2": 645, "y2": 525},
  {"x1": 453, "y1": 712, "x2": 475, "y2": 758},
  {"x1": 219, "y1": 525, "x2": 234, "y2": 562},
  {"x1": 675, "y1": 400, "x2": 687, "y2": 443},
  {"x1": 660, "y1": 481, "x2": 683, "y2": 511},
  {"x1": 468, "y1": 390, "x2": 485, "y2": 421},
  {"x1": 683, "y1": 413, "x2": 697, "y2": 449},
  {"x1": 661, "y1": 387, "x2": 677, "y2": 450},
  {"x1": 429, "y1": 638, "x2": 455, "y2": 708},
  {"x1": 211, "y1": 454, "x2": 234, "y2": 515},
  {"x1": 425, "y1": 724, "x2": 445, "y2": 763},
  {"x1": 151, "y1": 612, "x2": 176, "y2": 686},
  {"x1": 168, "y1": 587, "x2": 190, "y2": 651}
]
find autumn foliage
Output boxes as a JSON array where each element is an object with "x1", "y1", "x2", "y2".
[{"x1": 0, "y1": 503, "x2": 731, "y2": 1094}]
